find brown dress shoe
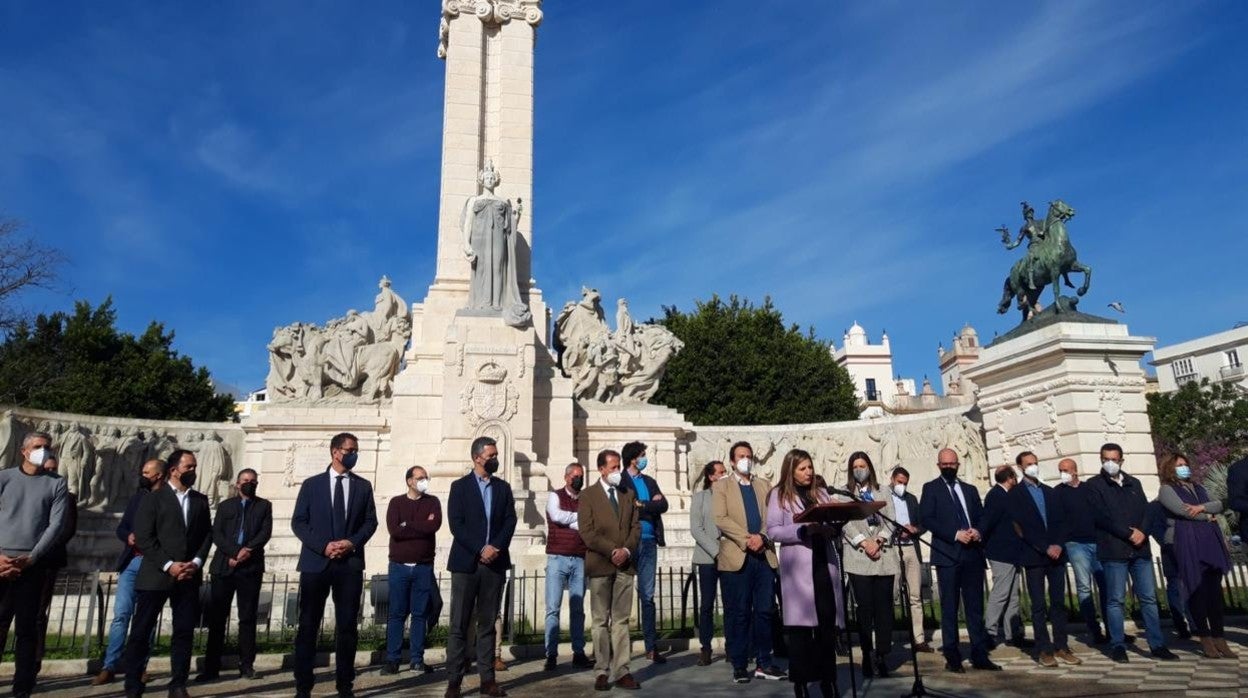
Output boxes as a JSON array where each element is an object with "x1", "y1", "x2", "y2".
[
  {"x1": 142, "y1": 671, "x2": 152, "y2": 684},
  {"x1": 1037, "y1": 652, "x2": 1058, "y2": 668},
  {"x1": 594, "y1": 674, "x2": 612, "y2": 691},
  {"x1": 444, "y1": 684, "x2": 462, "y2": 698},
  {"x1": 1213, "y1": 637, "x2": 1239, "y2": 659},
  {"x1": 91, "y1": 670, "x2": 116, "y2": 686},
  {"x1": 615, "y1": 674, "x2": 641, "y2": 690},
  {"x1": 914, "y1": 642, "x2": 935, "y2": 653},
  {"x1": 493, "y1": 657, "x2": 508, "y2": 672},
  {"x1": 480, "y1": 680, "x2": 508, "y2": 697},
  {"x1": 696, "y1": 648, "x2": 713, "y2": 666}
]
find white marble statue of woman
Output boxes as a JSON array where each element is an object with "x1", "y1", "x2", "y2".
[{"x1": 461, "y1": 162, "x2": 532, "y2": 328}]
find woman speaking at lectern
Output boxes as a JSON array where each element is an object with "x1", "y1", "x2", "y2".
[{"x1": 765, "y1": 449, "x2": 843, "y2": 698}]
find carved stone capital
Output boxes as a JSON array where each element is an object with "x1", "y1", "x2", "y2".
[{"x1": 440, "y1": 0, "x2": 542, "y2": 58}]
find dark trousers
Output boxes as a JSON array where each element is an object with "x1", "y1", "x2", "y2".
[
  {"x1": 203, "y1": 569, "x2": 263, "y2": 674},
  {"x1": 1186, "y1": 569, "x2": 1226, "y2": 638},
  {"x1": 294, "y1": 561, "x2": 363, "y2": 693},
  {"x1": 935, "y1": 559, "x2": 990, "y2": 664},
  {"x1": 696, "y1": 563, "x2": 719, "y2": 652},
  {"x1": 446, "y1": 565, "x2": 505, "y2": 685},
  {"x1": 720, "y1": 553, "x2": 774, "y2": 671},
  {"x1": 849, "y1": 573, "x2": 895, "y2": 658},
  {"x1": 0, "y1": 564, "x2": 49, "y2": 694},
  {"x1": 1023, "y1": 562, "x2": 1068, "y2": 653},
  {"x1": 124, "y1": 580, "x2": 201, "y2": 694}
]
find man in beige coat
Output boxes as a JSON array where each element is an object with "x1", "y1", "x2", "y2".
[
  {"x1": 712, "y1": 441, "x2": 786, "y2": 684},
  {"x1": 578, "y1": 449, "x2": 642, "y2": 691}
]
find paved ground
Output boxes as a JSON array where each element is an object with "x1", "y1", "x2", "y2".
[{"x1": 13, "y1": 625, "x2": 1248, "y2": 697}]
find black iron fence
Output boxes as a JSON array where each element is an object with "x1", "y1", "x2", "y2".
[{"x1": 9, "y1": 557, "x2": 1248, "y2": 662}]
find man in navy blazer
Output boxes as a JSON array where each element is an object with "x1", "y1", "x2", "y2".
[
  {"x1": 445, "y1": 436, "x2": 517, "y2": 698},
  {"x1": 981, "y1": 464, "x2": 1025, "y2": 650},
  {"x1": 291, "y1": 433, "x2": 378, "y2": 698},
  {"x1": 1009, "y1": 458, "x2": 1082, "y2": 668},
  {"x1": 919, "y1": 448, "x2": 1000, "y2": 673}
]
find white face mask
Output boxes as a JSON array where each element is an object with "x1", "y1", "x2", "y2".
[
  {"x1": 1024, "y1": 464, "x2": 1040, "y2": 480},
  {"x1": 28, "y1": 448, "x2": 49, "y2": 467},
  {"x1": 735, "y1": 458, "x2": 752, "y2": 475},
  {"x1": 1102, "y1": 461, "x2": 1121, "y2": 477},
  {"x1": 415, "y1": 478, "x2": 430, "y2": 494},
  {"x1": 606, "y1": 471, "x2": 622, "y2": 487},
  {"x1": 892, "y1": 483, "x2": 906, "y2": 498},
  {"x1": 1059, "y1": 471, "x2": 1073, "y2": 485}
]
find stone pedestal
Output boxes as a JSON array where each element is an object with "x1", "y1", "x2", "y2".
[
  {"x1": 963, "y1": 320, "x2": 1158, "y2": 495},
  {"x1": 574, "y1": 402, "x2": 695, "y2": 566}
]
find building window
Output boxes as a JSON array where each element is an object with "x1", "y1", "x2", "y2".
[
  {"x1": 1227, "y1": 349, "x2": 1241, "y2": 368},
  {"x1": 1172, "y1": 358, "x2": 1198, "y2": 385},
  {"x1": 865, "y1": 378, "x2": 878, "y2": 402}
]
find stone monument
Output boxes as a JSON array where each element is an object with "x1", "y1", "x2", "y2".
[{"x1": 967, "y1": 199, "x2": 1158, "y2": 493}]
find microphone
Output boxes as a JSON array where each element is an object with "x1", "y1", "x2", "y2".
[{"x1": 825, "y1": 486, "x2": 860, "y2": 500}]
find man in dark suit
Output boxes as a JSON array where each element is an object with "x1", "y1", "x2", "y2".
[
  {"x1": 291, "y1": 432, "x2": 379, "y2": 698},
  {"x1": 445, "y1": 436, "x2": 517, "y2": 698},
  {"x1": 123, "y1": 449, "x2": 213, "y2": 698},
  {"x1": 617, "y1": 440, "x2": 668, "y2": 664},
  {"x1": 579, "y1": 449, "x2": 641, "y2": 691},
  {"x1": 197, "y1": 468, "x2": 272, "y2": 683},
  {"x1": 982, "y1": 464, "x2": 1025, "y2": 650},
  {"x1": 1227, "y1": 456, "x2": 1248, "y2": 543},
  {"x1": 1010, "y1": 459, "x2": 1082, "y2": 667},
  {"x1": 919, "y1": 448, "x2": 1000, "y2": 673}
]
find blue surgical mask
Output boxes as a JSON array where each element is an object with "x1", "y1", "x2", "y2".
[
  {"x1": 342, "y1": 452, "x2": 359, "y2": 470},
  {"x1": 636, "y1": 457, "x2": 648, "y2": 471},
  {"x1": 1175, "y1": 465, "x2": 1192, "y2": 481}
]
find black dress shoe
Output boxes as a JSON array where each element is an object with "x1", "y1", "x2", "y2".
[
  {"x1": 194, "y1": 671, "x2": 219, "y2": 683},
  {"x1": 544, "y1": 655, "x2": 557, "y2": 671},
  {"x1": 860, "y1": 657, "x2": 874, "y2": 678},
  {"x1": 412, "y1": 662, "x2": 435, "y2": 674},
  {"x1": 874, "y1": 653, "x2": 890, "y2": 678},
  {"x1": 168, "y1": 688, "x2": 191, "y2": 698},
  {"x1": 239, "y1": 667, "x2": 258, "y2": 680},
  {"x1": 1110, "y1": 647, "x2": 1129, "y2": 663},
  {"x1": 1150, "y1": 647, "x2": 1179, "y2": 661},
  {"x1": 971, "y1": 659, "x2": 1003, "y2": 671},
  {"x1": 1009, "y1": 638, "x2": 1035, "y2": 649},
  {"x1": 380, "y1": 662, "x2": 400, "y2": 675},
  {"x1": 572, "y1": 652, "x2": 594, "y2": 669},
  {"x1": 944, "y1": 660, "x2": 965, "y2": 673}
]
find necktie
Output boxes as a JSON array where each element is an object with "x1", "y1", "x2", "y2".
[
  {"x1": 609, "y1": 486, "x2": 619, "y2": 514},
  {"x1": 237, "y1": 499, "x2": 248, "y2": 545},
  {"x1": 861, "y1": 488, "x2": 880, "y2": 526},
  {"x1": 948, "y1": 482, "x2": 970, "y2": 529},
  {"x1": 333, "y1": 475, "x2": 347, "y2": 540}
]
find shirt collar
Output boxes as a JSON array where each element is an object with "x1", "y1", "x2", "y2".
[
  {"x1": 733, "y1": 473, "x2": 752, "y2": 487},
  {"x1": 600, "y1": 478, "x2": 615, "y2": 494},
  {"x1": 564, "y1": 486, "x2": 579, "y2": 499}
]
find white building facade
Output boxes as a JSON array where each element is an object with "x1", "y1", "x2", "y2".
[{"x1": 1152, "y1": 324, "x2": 1248, "y2": 393}]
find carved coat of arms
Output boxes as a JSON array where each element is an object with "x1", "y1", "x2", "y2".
[{"x1": 460, "y1": 362, "x2": 520, "y2": 426}]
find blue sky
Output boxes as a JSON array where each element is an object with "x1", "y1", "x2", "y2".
[{"x1": 3, "y1": 2, "x2": 1247, "y2": 396}]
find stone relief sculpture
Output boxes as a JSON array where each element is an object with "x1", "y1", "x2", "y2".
[
  {"x1": 57, "y1": 422, "x2": 95, "y2": 498},
  {"x1": 554, "y1": 287, "x2": 685, "y2": 404},
  {"x1": 194, "y1": 431, "x2": 230, "y2": 506},
  {"x1": 462, "y1": 162, "x2": 532, "y2": 328},
  {"x1": 265, "y1": 277, "x2": 412, "y2": 403}
]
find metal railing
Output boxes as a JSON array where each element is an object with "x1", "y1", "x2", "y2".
[{"x1": 7, "y1": 556, "x2": 1248, "y2": 662}]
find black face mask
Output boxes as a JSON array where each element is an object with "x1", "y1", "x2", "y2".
[
  {"x1": 180, "y1": 472, "x2": 198, "y2": 488},
  {"x1": 939, "y1": 468, "x2": 959, "y2": 483},
  {"x1": 139, "y1": 476, "x2": 158, "y2": 491},
  {"x1": 570, "y1": 476, "x2": 584, "y2": 492},
  {"x1": 239, "y1": 482, "x2": 258, "y2": 498},
  {"x1": 483, "y1": 457, "x2": 500, "y2": 475}
]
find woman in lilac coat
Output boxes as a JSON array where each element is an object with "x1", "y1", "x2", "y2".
[{"x1": 767, "y1": 448, "x2": 844, "y2": 698}]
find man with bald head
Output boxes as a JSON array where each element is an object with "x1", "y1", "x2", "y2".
[
  {"x1": 1053, "y1": 458, "x2": 1107, "y2": 644},
  {"x1": 920, "y1": 448, "x2": 1000, "y2": 672}
]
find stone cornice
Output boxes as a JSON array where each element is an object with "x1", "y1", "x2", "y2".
[
  {"x1": 440, "y1": 0, "x2": 543, "y2": 58},
  {"x1": 977, "y1": 375, "x2": 1145, "y2": 409}
]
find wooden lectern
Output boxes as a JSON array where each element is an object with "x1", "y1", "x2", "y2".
[{"x1": 793, "y1": 500, "x2": 885, "y2": 524}]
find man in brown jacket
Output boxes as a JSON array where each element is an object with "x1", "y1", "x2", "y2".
[
  {"x1": 578, "y1": 449, "x2": 642, "y2": 691},
  {"x1": 713, "y1": 441, "x2": 785, "y2": 684}
]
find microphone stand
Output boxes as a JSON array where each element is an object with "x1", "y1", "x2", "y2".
[{"x1": 828, "y1": 486, "x2": 957, "y2": 698}]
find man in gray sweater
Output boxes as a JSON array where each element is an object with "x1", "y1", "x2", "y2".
[{"x1": 0, "y1": 431, "x2": 69, "y2": 698}]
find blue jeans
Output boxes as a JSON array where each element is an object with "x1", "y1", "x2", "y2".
[
  {"x1": 1159, "y1": 544, "x2": 1194, "y2": 632},
  {"x1": 636, "y1": 539, "x2": 658, "y2": 652},
  {"x1": 1102, "y1": 557, "x2": 1165, "y2": 651},
  {"x1": 385, "y1": 562, "x2": 435, "y2": 665},
  {"x1": 543, "y1": 554, "x2": 586, "y2": 657},
  {"x1": 1064, "y1": 542, "x2": 1106, "y2": 635},
  {"x1": 103, "y1": 557, "x2": 152, "y2": 672},
  {"x1": 720, "y1": 554, "x2": 774, "y2": 671},
  {"x1": 696, "y1": 563, "x2": 719, "y2": 652}
]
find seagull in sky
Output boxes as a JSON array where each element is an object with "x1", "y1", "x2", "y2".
[{"x1": 1108, "y1": 301, "x2": 1126, "y2": 313}]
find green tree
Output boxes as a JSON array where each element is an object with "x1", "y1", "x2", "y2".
[
  {"x1": 1147, "y1": 378, "x2": 1248, "y2": 476},
  {"x1": 0, "y1": 298, "x2": 235, "y2": 422},
  {"x1": 653, "y1": 295, "x2": 859, "y2": 425}
]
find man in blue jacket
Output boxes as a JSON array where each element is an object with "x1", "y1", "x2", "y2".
[
  {"x1": 919, "y1": 448, "x2": 1000, "y2": 673},
  {"x1": 618, "y1": 440, "x2": 668, "y2": 664},
  {"x1": 983, "y1": 462, "x2": 1027, "y2": 651},
  {"x1": 445, "y1": 436, "x2": 517, "y2": 698},
  {"x1": 291, "y1": 433, "x2": 379, "y2": 698}
]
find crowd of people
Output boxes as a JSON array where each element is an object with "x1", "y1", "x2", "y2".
[{"x1": 0, "y1": 431, "x2": 1245, "y2": 698}]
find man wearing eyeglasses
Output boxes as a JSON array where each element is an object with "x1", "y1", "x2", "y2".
[{"x1": 1084, "y1": 443, "x2": 1177, "y2": 664}]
